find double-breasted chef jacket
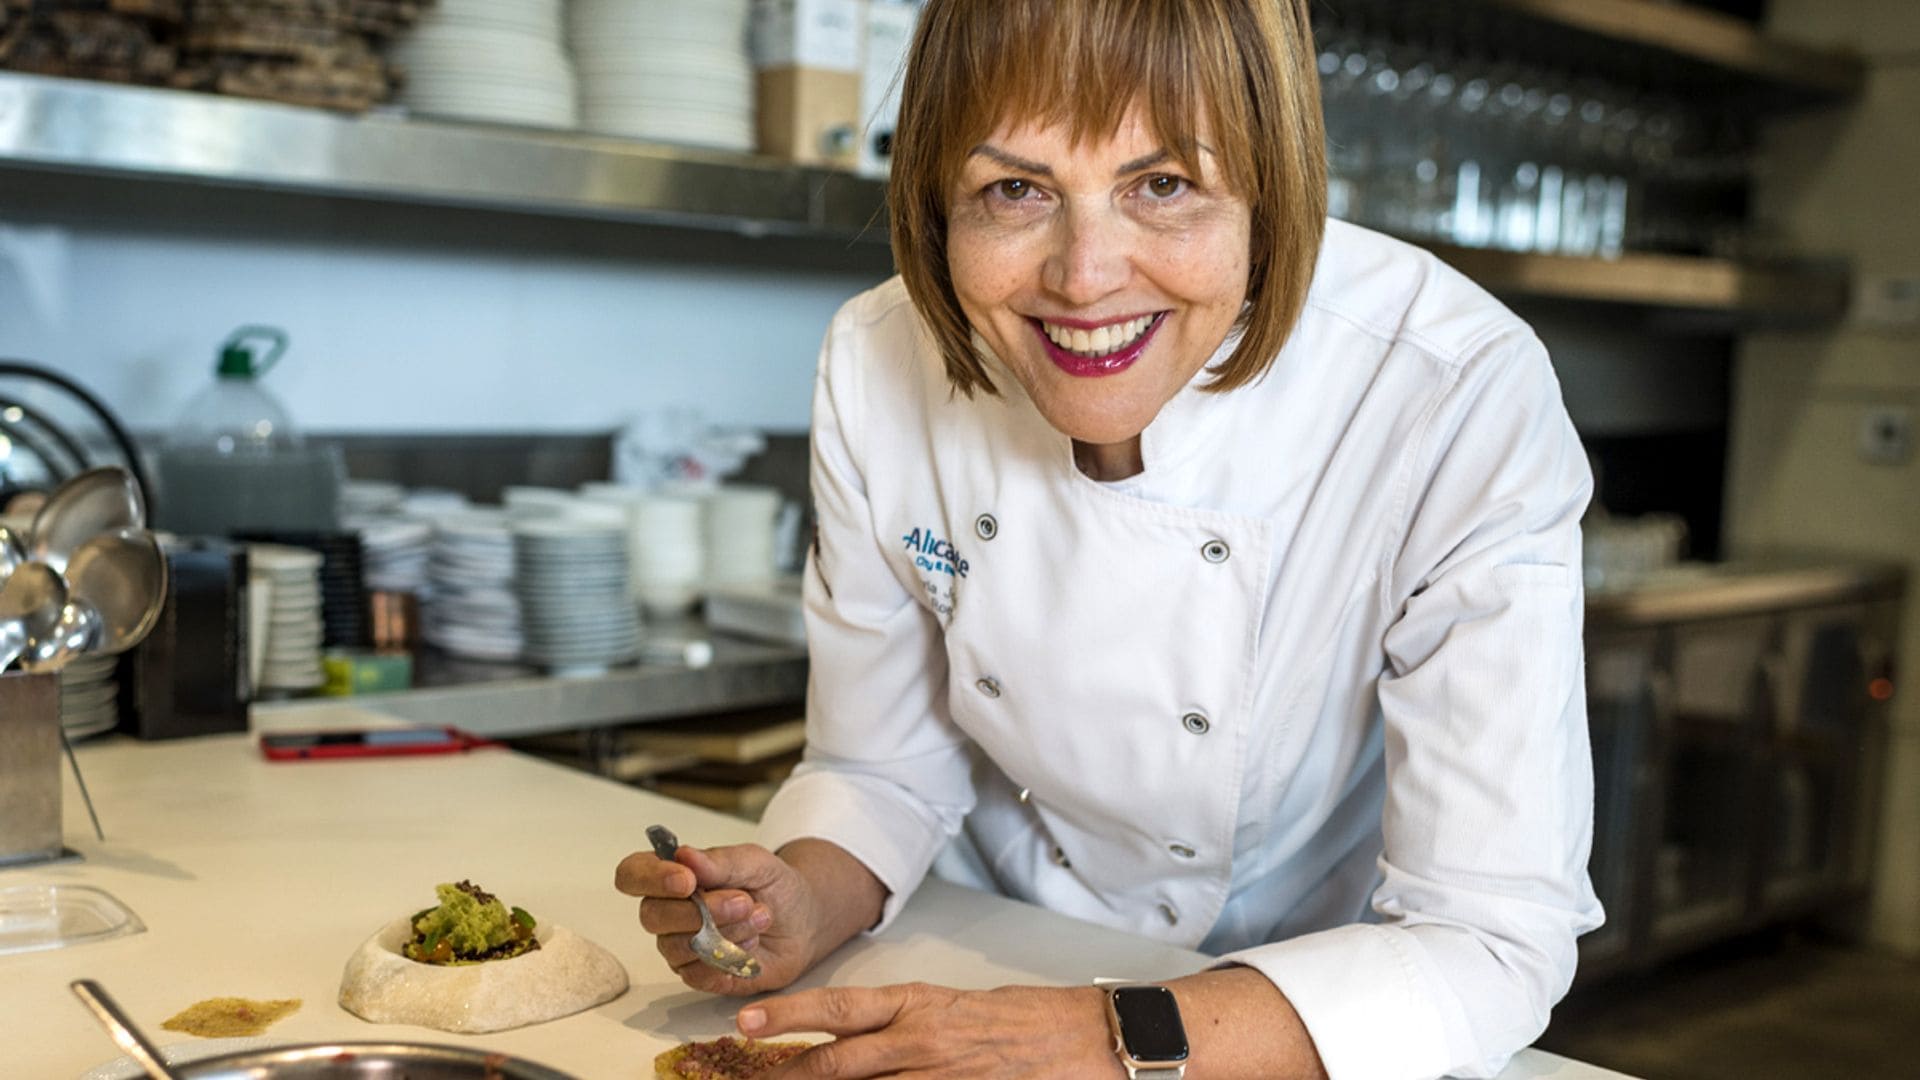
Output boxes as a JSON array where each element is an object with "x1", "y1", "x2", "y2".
[{"x1": 759, "y1": 219, "x2": 1604, "y2": 1080}]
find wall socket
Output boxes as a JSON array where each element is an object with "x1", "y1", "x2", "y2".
[{"x1": 1858, "y1": 405, "x2": 1914, "y2": 466}]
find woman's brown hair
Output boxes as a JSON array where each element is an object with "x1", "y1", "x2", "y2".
[{"x1": 887, "y1": 0, "x2": 1327, "y2": 396}]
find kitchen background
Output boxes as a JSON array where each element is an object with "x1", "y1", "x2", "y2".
[{"x1": 1, "y1": 1, "x2": 1916, "y2": 1076}]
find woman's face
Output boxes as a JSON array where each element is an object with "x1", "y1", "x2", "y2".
[{"x1": 946, "y1": 102, "x2": 1252, "y2": 451}]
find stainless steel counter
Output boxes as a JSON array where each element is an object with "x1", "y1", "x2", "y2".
[
  {"x1": 254, "y1": 633, "x2": 806, "y2": 738},
  {"x1": 1586, "y1": 558, "x2": 1905, "y2": 626},
  {"x1": 248, "y1": 559, "x2": 1902, "y2": 739}
]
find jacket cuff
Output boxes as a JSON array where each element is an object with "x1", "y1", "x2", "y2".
[
  {"x1": 1214, "y1": 924, "x2": 1457, "y2": 1080},
  {"x1": 755, "y1": 768, "x2": 949, "y2": 934}
]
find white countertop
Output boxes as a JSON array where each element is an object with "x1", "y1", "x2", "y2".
[{"x1": 2, "y1": 705, "x2": 1635, "y2": 1079}]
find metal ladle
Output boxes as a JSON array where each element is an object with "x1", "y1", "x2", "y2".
[
  {"x1": 646, "y1": 824, "x2": 762, "y2": 979},
  {"x1": 70, "y1": 979, "x2": 184, "y2": 1080},
  {"x1": 27, "y1": 467, "x2": 145, "y2": 574}
]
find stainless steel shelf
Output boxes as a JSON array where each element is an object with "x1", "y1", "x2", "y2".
[
  {"x1": 0, "y1": 71, "x2": 1851, "y2": 317},
  {"x1": 1425, "y1": 243, "x2": 1851, "y2": 320},
  {"x1": 1483, "y1": 0, "x2": 1864, "y2": 100},
  {"x1": 0, "y1": 71, "x2": 888, "y2": 240}
]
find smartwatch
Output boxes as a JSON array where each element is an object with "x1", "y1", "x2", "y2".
[{"x1": 1105, "y1": 984, "x2": 1189, "y2": 1079}]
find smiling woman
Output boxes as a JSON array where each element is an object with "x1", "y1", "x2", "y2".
[
  {"x1": 890, "y1": 0, "x2": 1326, "y2": 405},
  {"x1": 615, "y1": 2, "x2": 1603, "y2": 1078}
]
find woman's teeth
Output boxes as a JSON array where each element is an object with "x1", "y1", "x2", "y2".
[{"x1": 1041, "y1": 314, "x2": 1155, "y2": 357}]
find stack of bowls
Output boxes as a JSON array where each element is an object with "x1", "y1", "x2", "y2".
[
  {"x1": 422, "y1": 511, "x2": 522, "y2": 662},
  {"x1": 568, "y1": 0, "x2": 754, "y2": 150},
  {"x1": 513, "y1": 517, "x2": 639, "y2": 674},
  {"x1": 248, "y1": 544, "x2": 327, "y2": 693},
  {"x1": 58, "y1": 653, "x2": 120, "y2": 740},
  {"x1": 630, "y1": 492, "x2": 707, "y2": 618},
  {"x1": 391, "y1": 0, "x2": 577, "y2": 130},
  {"x1": 705, "y1": 484, "x2": 783, "y2": 587}
]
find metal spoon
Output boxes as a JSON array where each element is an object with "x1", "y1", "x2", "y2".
[
  {"x1": 70, "y1": 978, "x2": 185, "y2": 1080},
  {"x1": 19, "y1": 600, "x2": 100, "y2": 672},
  {"x1": 0, "y1": 561, "x2": 66, "y2": 670},
  {"x1": 0, "y1": 523, "x2": 26, "y2": 579},
  {"x1": 27, "y1": 467, "x2": 145, "y2": 574},
  {"x1": 64, "y1": 528, "x2": 168, "y2": 655},
  {"x1": 646, "y1": 824, "x2": 762, "y2": 979}
]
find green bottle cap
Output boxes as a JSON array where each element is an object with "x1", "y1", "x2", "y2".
[{"x1": 214, "y1": 325, "x2": 289, "y2": 379}]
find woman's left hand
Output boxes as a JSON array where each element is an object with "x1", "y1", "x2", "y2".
[{"x1": 740, "y1": 982, "x2": 1123, "y2": 1079}]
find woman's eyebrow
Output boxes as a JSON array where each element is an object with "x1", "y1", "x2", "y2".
[{"x1": 967, "y1": 145, "x2": 1204, "y2": 178}]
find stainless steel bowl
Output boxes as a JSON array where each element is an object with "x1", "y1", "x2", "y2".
[{"x1": 156, "y1": 1042, "x2": 577, "y2": 1079}]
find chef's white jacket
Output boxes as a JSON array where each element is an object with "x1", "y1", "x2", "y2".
[{"x1": 759, "y1": 219, "x2": 1604, "y2": 1080}]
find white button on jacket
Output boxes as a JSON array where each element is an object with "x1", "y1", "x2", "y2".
[{"x1": 759, "y1": 220, "x2": 1604, "y2": 1080}]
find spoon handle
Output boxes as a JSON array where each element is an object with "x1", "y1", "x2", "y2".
[
  {"x1": 60, "y1": 726, "x2": 106, "y2": 842},
  {"x1": 70, "y1": 979, "x2": 183, "y2": 1080}
]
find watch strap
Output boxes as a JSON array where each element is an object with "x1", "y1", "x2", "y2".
[{"x1": 1125, "y1": 1067, "x2": 1185, "y2": 1080}]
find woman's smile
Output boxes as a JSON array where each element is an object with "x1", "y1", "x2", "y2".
[{"x1": 1029, "y1": 312, "x2": 1166, "y2": 375}]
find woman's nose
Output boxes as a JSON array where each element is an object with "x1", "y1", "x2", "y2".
[{"x1": 1041, "y1": 202, "x2": 1130, "y2": 305}]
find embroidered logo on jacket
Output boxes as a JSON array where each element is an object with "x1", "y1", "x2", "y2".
[
  {"x1": 901, "y1": 526, "x2": 965, "y2": 621},
  {"x1": 901, "y1": 526, "x2": 969, "y2": 578}
]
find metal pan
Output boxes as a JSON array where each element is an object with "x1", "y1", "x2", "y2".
[{"x1": 120, "y1": 1042, "x2": 578, "y2": 1079}]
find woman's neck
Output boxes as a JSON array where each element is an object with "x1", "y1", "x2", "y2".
[{"x1": 1073, "y1": 437, "x2": 1144, "y2": 481}]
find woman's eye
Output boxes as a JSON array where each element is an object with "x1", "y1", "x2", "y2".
[
  {"x1": 990, "y1": 179, "x2": 1033, "y2": 201},
  {"x1": 1142, "y1": 174, "x2": 1190, "y2": 200}
]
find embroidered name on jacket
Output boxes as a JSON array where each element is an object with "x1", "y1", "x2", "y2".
[
  {"x1": 901, "y1": 525, "x2": 965, "y2": 621},
  {"x1": 901, "y1": 527, "x2": 968, "y2": 578}
]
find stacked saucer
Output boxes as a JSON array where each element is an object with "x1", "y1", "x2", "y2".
[
  {"x1": 249, "y1": 544, "x2": 327, "y2": 693},
  {"x1": 391, "y1": 0, "x2": 577, "y2": 130},
  {"x1": 357, "y1": 519, "x2": 433, "y2": 594},
  {"x1": 568, "y1": 0, "x2": 753, "y2": 150},
  {"x1": 340, "y1": 479, "x2": 405, "y2": 519},
  {"x1": 513, "y1": 518, "x2": 639, "y2": 674},
  {"x1": 423, "y1": 511, "x2": 522, "y2": 662},
  {"x1": 59, "y1": 654, "x2": 121, "y2": 740}
]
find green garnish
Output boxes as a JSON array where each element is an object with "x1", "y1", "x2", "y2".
[{"x1": 402, "y1": 881, "x2": 541, "y2": 965}]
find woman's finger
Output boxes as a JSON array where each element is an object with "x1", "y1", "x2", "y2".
[
  {"x1": 741, "y1": 984, "x2": 913, "y2": 1039},
  {"x1": 614, "y1": 851, "x2": 695, "y2": 898}
]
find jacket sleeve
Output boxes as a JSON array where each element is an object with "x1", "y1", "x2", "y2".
[
  {"x1": 1216, "y1": 332, "x2": 1605, "y2": 1079},
  {"x1": 755, "y1": 304, "x2": 977, "y2": 932}
]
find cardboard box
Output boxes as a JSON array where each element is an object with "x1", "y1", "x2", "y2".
[{"x1": 753, "y1": 0, "x2": 862, "y2": 167}]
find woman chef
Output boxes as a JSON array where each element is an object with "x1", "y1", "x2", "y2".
[{"x1": 616, "y1": 1, "x2": 1603, "y2": 1077}]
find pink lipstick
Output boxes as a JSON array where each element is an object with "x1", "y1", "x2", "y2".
[{"x1": 1030, "y1": 313, "x2": 1165, "y2": 377}]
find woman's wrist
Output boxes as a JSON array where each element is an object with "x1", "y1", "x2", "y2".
[{"x1": 776, "y1": 838, "x2": 890, "y2": 966}]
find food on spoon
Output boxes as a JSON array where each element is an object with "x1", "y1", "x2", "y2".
[
  {"x1": 161, "y1": 996, "x2": 301, "y2": 1037},
  {"x1": 338, "y1": 881, "x2": 628, "y2": 1034},
  {"x1": 655, "y1": 1036, "x2": 813, "y2": 1079},
  {"x1": 403, "y1": 880, "x2": 539, "y2": 965}
]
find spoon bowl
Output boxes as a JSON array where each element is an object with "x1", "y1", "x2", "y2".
[
  {"x1": 27, "y1": 467, "x2": 145, "y2": 574},
  {"x1": 64, "y1": 528, "x2": 168, "y2": 655},
  {"x1": 0, "y1": 561, "x2": 67, "y2": 671},
  {"x1": 0, "y1": 523, "x2": 26, "y2": 579},
  {"x1": 18, "y1": 600, "x2": 102, "y2": 673}
]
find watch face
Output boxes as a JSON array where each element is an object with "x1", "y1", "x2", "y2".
[{"x1": 1112, "y1": 986, "x2": 1189, "y2": 1063}]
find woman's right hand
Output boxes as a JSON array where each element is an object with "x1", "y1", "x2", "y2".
[{"x1": 614, "y1": 840, "x2": 825, "y2": 995}]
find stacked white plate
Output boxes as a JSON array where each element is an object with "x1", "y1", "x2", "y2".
[
  {"x1": 340, "y1": 479, "x2": 405, "y2": 519},
  {"x1": 59, "y1": 654, "x2": 121, "y2": 741},
  {"x1": 423, "y1": 511, "x2": 523, "y2": 662},
  {"x1": 355, "y1": 519, "x2": 434, "y2": 593},
  {"x1": 568, "y1": 0, "x2": 754, "y2": 150},
  {"x1": 514, "y1": 518, "x2": 639, "y2": 674},
  {"x1": 391, "y1": 0, "x2": 578, "y2": 130},
  {"x1": 249, "y1": 544, "x2": 327, "y2": 692}
]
